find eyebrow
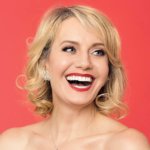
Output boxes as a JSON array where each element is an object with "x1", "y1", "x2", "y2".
[{"x1": 60, "y1": 40, "x2": 105, "y2": 47}]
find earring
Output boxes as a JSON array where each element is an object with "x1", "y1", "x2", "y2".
[
  {"x1": 41, "y1": 68, "x2": 50, "y2": 81},
  {"x1": 44, "y1": 69, "x2": 50, "y2": 81}
]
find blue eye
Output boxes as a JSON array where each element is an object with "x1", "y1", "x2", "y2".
[
  {"x1": 62, "y1": 46, "x2": 76, "y2": 53},
  {"x1": 92, "y1": 49, "x2": 106, "y2": 56}
]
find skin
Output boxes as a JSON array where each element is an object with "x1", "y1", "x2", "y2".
[{"x1": 0, "y1": 18, "x2": 149, "y2": 150}]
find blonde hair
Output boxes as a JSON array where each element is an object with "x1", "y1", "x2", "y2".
[{"x1": 24, "y1": 5, "x2": 127, "y2": 118}]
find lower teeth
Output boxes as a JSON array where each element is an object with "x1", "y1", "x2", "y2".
[{"x1": 72, "y1": 84, "x2": 90, "y2": 89}]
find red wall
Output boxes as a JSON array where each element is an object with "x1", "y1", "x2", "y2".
[{"x1": 0, "y1": 0, "x2": 150, "y2": 140}]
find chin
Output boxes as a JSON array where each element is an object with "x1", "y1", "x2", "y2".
[{"x1": 65, "y1": 97, "x2": 94, "y2": 108}]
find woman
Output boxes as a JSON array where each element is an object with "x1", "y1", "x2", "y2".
[{"x1": 0, "y1": 5, "x2": 149, "y2": 150}]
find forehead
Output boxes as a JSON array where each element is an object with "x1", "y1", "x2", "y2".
[{"x1": 53, "y1": 17, "x2": 105, "y2": 45}]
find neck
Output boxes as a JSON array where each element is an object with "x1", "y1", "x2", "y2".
[{"x1": 45, "y1": 102, "x2": 97, "y2": 146}]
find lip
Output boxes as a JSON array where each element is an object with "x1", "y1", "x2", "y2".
[
  {"x1": 65, "y1": 73, "x2": 95, "y2": 92},
  {"x1": 69, "y1": 84, "x2": 92, "y2": 92}
]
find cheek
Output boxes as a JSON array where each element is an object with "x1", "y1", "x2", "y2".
[
  {"x1": 94, "y1": 59, "x2": 109, "y2": 77},
  {"x1": 48, "y1": 55, "x2": 71, "y2": 75},
  {"x1": 101, "y1": 66, "x2": 109, "y2": 82}
]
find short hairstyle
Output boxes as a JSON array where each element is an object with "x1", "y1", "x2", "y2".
[{"x1": 23, "y1": 5, "x2": 127, "y2": 118}]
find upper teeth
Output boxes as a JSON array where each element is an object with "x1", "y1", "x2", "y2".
[{"x1": 66, "y1": 76, "x2": 92, "y2": 82}]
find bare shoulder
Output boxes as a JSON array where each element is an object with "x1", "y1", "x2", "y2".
[
  {"x1": 107, "y1": 128, "x2": 150, "y2": 150},
  {"x1": 0, "y1": 126, "x2": 37, "y2": 150},
  {"x1": 0, "y1": 121, "x2": 48, "y2": 150}
]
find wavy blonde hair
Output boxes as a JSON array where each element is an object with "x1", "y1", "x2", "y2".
[{"x1": 24, "y1": 5, "x2": 127, "y2": 118}]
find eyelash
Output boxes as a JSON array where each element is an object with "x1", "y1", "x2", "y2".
[
  {"x1": 62, "y1": 46, "x2": 75, "y2": 53},
  {"x1": 92, "y1": 49, "x2": 106, "y2": 56},
  {"x1": 62, "y1": 46, "x2": 106, "y2": 56}
]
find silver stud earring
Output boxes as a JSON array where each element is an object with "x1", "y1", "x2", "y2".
[
  {"x1": 41, "y1": 68, "x2": 50, "y2": 81},
  {"x1": 44, "y1": 69, "x2": 50, "y2": 81}
]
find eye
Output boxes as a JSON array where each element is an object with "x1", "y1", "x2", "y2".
[
  {"x1": 62, "y1": 46, "x2": 76, "y2": 53},
  {"x1": 92, "y1": 49, "x2": 106, "y2": 56}
]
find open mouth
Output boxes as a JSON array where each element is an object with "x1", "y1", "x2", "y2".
[{"x1": 66, "y1": 73, "x2": 94, "y2": 92}]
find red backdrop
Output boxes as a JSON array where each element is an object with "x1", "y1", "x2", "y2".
[{"x1": 0, "y1": 0, "x2": 150, "y2": 141}]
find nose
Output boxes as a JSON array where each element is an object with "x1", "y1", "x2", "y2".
[{"x1": 75, "y1": 52, "x2": 92, "y2": 70}]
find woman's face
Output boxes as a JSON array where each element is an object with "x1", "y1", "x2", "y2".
[{"x1": 45, "y1": 17, "x2": 109, "y2": 108}]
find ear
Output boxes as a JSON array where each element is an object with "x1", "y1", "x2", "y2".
[{"x1": 44, "y1": 59, "x2": 50, "y2": 70}]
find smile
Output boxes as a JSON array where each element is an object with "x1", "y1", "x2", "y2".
[{"x1": 66, "y1": 73, "x2": 95, "y2": 92}]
